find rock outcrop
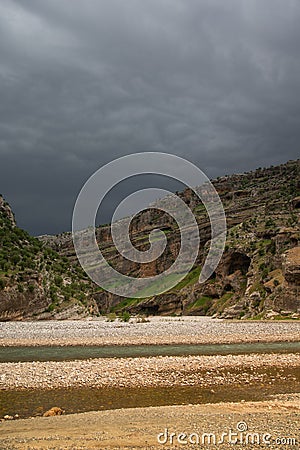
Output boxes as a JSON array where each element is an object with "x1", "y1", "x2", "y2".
[
  {"x1": 282, "y1": 247, "x2": 300, "y2": 284},
  {"x1": 43, "y1": 407, "x2": 64, "y2": 417},
  {"x1": 0, "y1": 195, "x2": 15, "y2": 227}
]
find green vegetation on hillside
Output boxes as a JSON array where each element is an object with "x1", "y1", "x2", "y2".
[{"x1": 0, "y1": 202, "x2": 96, "y2": 318}]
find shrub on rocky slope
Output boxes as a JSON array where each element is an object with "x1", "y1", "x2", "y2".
[{"x1": 0, "y1": 196, "x2": 98, "y2": 320}]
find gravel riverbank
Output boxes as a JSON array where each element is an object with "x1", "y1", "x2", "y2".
[
  {"x1": 1, "y1": 317, "x2": 300, "y2": 346},
  {"x1": 1, "y1": 353, "x2": 299, "y2": 390}
]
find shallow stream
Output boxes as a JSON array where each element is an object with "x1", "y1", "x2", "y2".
[{"x1": 0, "y1": 340, "x2": 299, "y2": 362}]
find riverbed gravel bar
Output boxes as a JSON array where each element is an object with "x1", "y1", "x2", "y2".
[
  {"x1": 1, "y1": 317, "x2": 300, "y2": 346},
  {"x1": 0, "y1": 353, "x2": 299, "y2": 390}
]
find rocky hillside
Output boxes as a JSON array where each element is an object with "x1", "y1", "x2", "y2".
[
  {"x1": 39, "y1": 159, "x2": 300, "y2": 320},
  {"x1": 0, "y1": 195, "x2": 98, "y2": 320},
  {"x1": 0, "y1": 159, "x2": 299, "y2": 320}
]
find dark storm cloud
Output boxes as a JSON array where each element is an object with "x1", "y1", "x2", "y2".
[{"x1": 0, "y1": 0, "x2": 300, "y2": 234}]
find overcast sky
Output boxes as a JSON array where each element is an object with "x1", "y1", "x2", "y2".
[{"x1": 0, "y1": 0, "x2": 300, "y2": 235}]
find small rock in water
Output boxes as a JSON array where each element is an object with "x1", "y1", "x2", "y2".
[{"x1": 43, "y1": 407, "x2": 64, "y2": 417}]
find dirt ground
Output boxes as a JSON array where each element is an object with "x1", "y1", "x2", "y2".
[{"x1": 0, "y1": 395, "x2": 299, "y2": 449}]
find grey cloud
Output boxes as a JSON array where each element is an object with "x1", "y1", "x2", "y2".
[{"x1": 0, "y1": 0, "x2": 299, "y2": 234}]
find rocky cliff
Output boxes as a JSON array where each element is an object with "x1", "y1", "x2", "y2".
[
  {"x1": 39, "y1": 159, "x2": 300, "y2": 320},
  {"x1": 1, "y1": 159, "x2": 299, "y2": 320}
]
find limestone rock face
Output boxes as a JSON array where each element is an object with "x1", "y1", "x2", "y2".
[
  {"x1": 282, "y1": 247, "x2": 300, "y2": 285},
  {"x1": 0, "y1": 195, "x2": 15, "y2": 227}
]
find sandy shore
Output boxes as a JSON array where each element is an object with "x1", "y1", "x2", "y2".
[
  {"x1": 0, "y1": 395, "x2": 299, "y2": 449},
  {"x1": 1, "y1": 317, "x2": 300, "y2": 346}
]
